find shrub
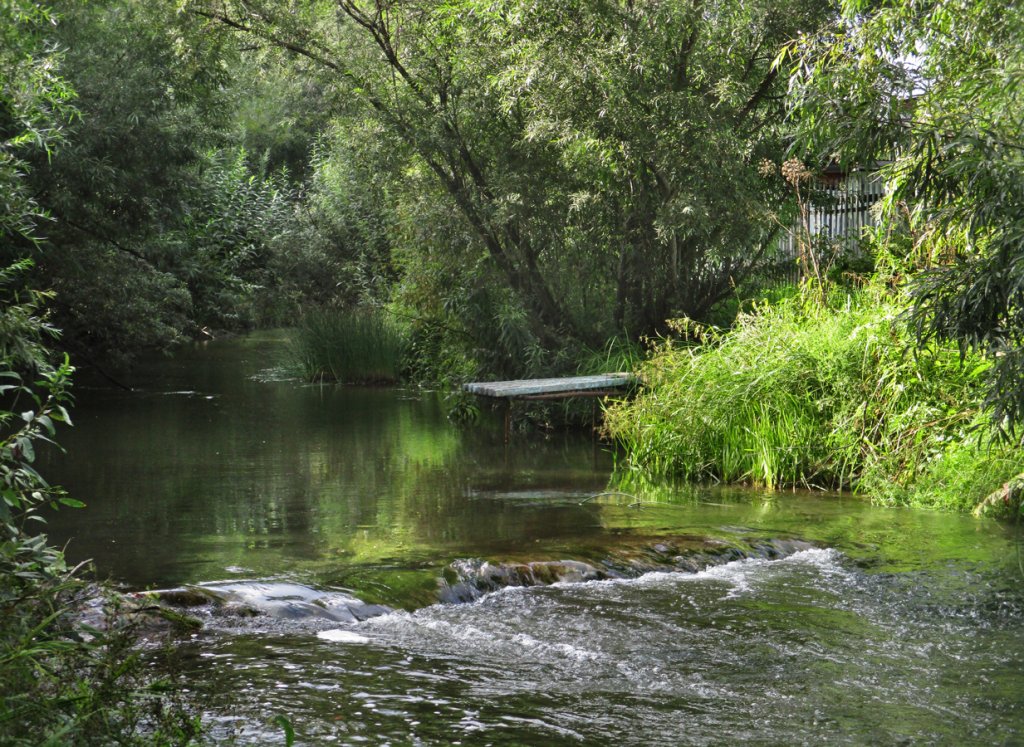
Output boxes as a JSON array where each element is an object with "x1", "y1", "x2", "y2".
[
  {"x1": 605, "y1": 287, "x2": 1024, "y2": 512},
  {"x1": 0, "y1": 261, "x2": 199, "y2": 744}
]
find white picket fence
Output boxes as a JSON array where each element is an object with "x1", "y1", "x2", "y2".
[{"x1": 770, "y1": 169, "x2": 887, "y2": 284}]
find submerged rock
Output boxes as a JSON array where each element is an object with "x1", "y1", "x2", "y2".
[
  {"x1": 75, "y1": 588, "x2": 203, "y2": 642},
  {"x1": 137, "y1": 581, "x2": 392, "y2": 625},
  {"x1": 439, "y1": 558, "x2": 613, "y2": 603},
  {"x1": 143, "y1": 587, "x2": 210, "y2": 607}
]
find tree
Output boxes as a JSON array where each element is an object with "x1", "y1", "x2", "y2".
[
  {"x1": 784, "y1": 0, "x2": 1024, "y2": 435},
  {"x1": 16, "y1": 0, "x2": 231, "y2": 366},
  {"x1": 1, "y1": 2, "x2": 79, "y2": 579},
  {"x1": 0, "y1": 0, "x2": 75, "y2": 246},
  {"x1": 16, "y1": 0, "x2": 345, "y2": 368},
  {"x1": 229, "y1": 49, "x2": 338, "y2": 183},
  {"x1": 483, "y1": 0, "x2": 830, "y2": 335},
  {"x1": 0, "y1": 9, "x2": 200, "y2": 739},
  {"x1": 189, "y1": 0, "x2": 832, "y2": 373}
]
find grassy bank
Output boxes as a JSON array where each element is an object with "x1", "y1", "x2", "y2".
[
  {"x1": 291, "y1": 308, "x2": 409, "y2": 384},
  {"x1": 604, "y1": 289, "x2": 1024, "y2": 515}
]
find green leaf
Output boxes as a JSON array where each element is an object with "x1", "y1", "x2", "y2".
[
  {"x1": 15, "y1": 437, "x2": 34, "y2": 462},
  {"x1": 967, "y1": 360, "x2": 993, "y2": 379},
  {"x1": 270, "y1": 715, "x2": 296, "y2": 746},
  {"x1": 58, "y1": 497, "x2": 85, "y2": 509},
  {"x1": 36, "y1": 414, "x2": 54, "y2": 434}
]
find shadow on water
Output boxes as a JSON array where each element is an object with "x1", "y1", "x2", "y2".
[{"x1": 39, "y1": 332, "x2": 1024, "y2": 745}]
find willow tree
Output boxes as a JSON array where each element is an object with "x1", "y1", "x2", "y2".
[
  {"x1": 191, "y1": 0, "x2": 830, "y2": 370},
  {"x1": 482, "y1": 0, "x2": 831, "y2": 336},
  {"x1": 785, "y1": 0, "x2": 1024, "y2": 435},
  {"x1": 1, "y1": 1, "x2": 75, "y2": 247}
]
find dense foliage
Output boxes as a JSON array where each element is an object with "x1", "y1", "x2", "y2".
[
  {"x1": 1, "y1": 5, "x2": 200, "y2": 740},
  {"x1": 1, "y1": 0, "x2": 360, "y2": 373},
  {"x1": 0, "y1": 0, "x2": 75, "y2": 246},
  {"x1": 603, "y1": 0, "x2": 1024, "y2": 514},
  {"x1": 784, "y1": 0, "x2": 1024, "y2": 437},
  {"x1": 2, "y1": 1, "x2": 1023, "y2": 737},
  {"x1": 604, "y1": 286, "x2": 1024, "y2": 513},
  {"x1": 15, "y1": 0, "x2": 225, "y2": 365},
  {"x1": 0, "y1": 262, "x2": 199, "y2": 744},
  {"x1": 2, "y1": 0, "x2": 1022, "y2": 522},
  {"x1": 184, "y1": 0, "x2": 832, "y2": 379}
]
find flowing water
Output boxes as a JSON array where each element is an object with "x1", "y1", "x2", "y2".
[{"x1": 41, "y1": 333, "x2": 1024, "y2": 745}]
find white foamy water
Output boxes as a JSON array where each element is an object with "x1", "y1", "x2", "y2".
[
  {"x1": 183, "y1": 545, "x2": 1024, "y2": 746},
  {"x1": 316, "y1": 629, "x2": 371, "y2": 644},
  {"x1": 353, "y1": 547, "x2": 853, "y2": 679}
]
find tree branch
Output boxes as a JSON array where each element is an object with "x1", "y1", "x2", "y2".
[{"x1": 737, "y1": 67, "x2": 778, "y2": 124}]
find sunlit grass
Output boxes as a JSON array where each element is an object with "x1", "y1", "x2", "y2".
[
  {"x1": 604, "y1": 287, "x2": 1024, "y2": 512},
  {"x1": 576, "y1": 336, "x2": 645, "y2": 376}
]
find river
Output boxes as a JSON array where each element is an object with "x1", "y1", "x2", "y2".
[{"x1": 41, "y1": 332, "x2": 1024, "y2": 745}]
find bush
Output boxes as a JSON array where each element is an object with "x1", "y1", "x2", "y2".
[
  {"x1": 605, "y1": 286, "x2": 1024, "y2": 513},
  {"x1": 0, "y1": 261, "x2": 199, "y2": 744}
]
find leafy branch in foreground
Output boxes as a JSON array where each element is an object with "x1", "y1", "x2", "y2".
[{"x1": 0, "y1": 263, "x2": 200, "y2": 743}]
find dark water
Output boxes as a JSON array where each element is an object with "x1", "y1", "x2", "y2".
[{"x1": 41, "y1": 333, "x2": 1024, "y2": 745}]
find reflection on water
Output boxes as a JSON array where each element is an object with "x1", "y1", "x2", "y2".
[
  {"x1": 43, "y1": 332, "x2": 615, "y2": 600},
  {"x1": 39, "y1": 333, "x2": 1024, "y2": 744}
]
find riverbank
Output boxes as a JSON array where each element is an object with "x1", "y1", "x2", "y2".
[{"x1": 604, "y1": 288, "x2": 1024, "y2": 517}]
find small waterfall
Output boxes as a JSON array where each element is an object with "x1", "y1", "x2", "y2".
[{"x1": 438, "y1": 537, "x2": 817, "y2": 603}]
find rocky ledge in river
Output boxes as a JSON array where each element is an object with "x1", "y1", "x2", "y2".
[
  {"x1": 129, "y1": 580, "x2": 392, "y2": 630},
  {"x1": 438, "y1": 536, "x2": 816, "y2": 603},
  {"x1": 114, "y1": 536, "x2": 817, "y2": 631}
]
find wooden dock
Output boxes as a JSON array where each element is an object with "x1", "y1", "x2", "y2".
[
  {"x1": 463, "y1": 373, "x2": 635, "y2": 440},
  {"x1": 463, "y1": 373, "x2": 634, "y2": 400}
]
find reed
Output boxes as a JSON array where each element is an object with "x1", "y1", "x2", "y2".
[
  {"x1": 576, "y1": 336, "x2": 646, "y2": 376},
  {"x1": 605, "y1": 288, "x2": 1024, "y2": 512},
  {"x1": 292, "y1": 307, "x2": 409, "y2": 384}
]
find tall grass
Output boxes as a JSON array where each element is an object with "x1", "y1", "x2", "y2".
[
  {"x1": 604, "y1": 289, "x2": 1024, "y2": 513},
  {"x1": 292, "y1": 308, "x2": 409, "y2": 384},
  {"x1": 576, "y1": 336, "x2": 646, "y2": 376}
]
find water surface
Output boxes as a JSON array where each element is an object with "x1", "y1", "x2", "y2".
[{"x1": 42, "y1": 333, "x2": 1024, "y2": 745}]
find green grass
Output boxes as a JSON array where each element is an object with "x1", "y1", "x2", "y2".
[
  {"x1": 292, "y1": 308, "x2": 409, "y2": 384},
  {"x1": 604, "y1": 288, "x2": 1024, "y2": 514},
  {"x1": 575, "y1": 336, "x2": 646, "y2": 376}
]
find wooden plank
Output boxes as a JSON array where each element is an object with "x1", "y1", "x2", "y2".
[
  {"x1": 463, "y1": 373, "x2": 633, "y2": 399},
  {"x1": 521, "y1": 389, "x2": 624, "y2": 401}
]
